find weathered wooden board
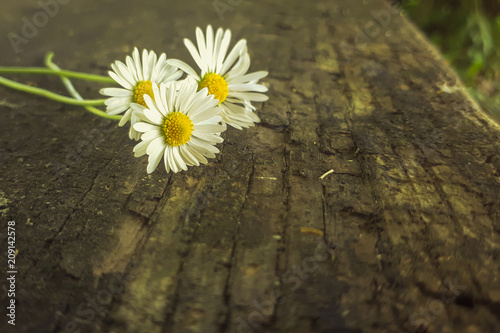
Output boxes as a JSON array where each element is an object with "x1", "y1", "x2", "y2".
[{"x1": 1, "y1": 0, "x2": 499, "y2": 332}]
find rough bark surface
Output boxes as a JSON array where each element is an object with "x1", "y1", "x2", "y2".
[{"x1": 1, "y1": 0, "x2": 500, "y2": 332}]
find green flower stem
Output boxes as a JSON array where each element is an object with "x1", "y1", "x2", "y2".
[
  {"x1": 0, "y1": 75, "x2": 108, "y2": 106},
  {"x1": 44, "y1": 53, "x2": 121, "y2": 121},
  {"x1": 0, "y1": 67, "x2": 114, "y2": 83},
  {"x1": 0, "y1": 61, "x2": 114, "y2": 83}
]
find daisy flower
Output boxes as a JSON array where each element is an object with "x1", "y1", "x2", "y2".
[
  {"x1": 100, "y1": 48, "x2": 182, "y2": 140},
  {"x1": 167, "y1": 25, "x2": 269, "y2": 130},
  {"x1": 131, "y1": 80, "x2": 226, "y2": 173}
]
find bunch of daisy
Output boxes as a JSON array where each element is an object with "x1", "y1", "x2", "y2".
[
  {"x1": 0, "y1": 25, "x2": 268, "y2": 174},
  {"x1": 100, "y1": 25, "x2": 268, "y2": 173}
]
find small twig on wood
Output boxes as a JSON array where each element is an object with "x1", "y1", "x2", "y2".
[{"x1": 319, "y1": 169, "x2": 334, "y2": 180}]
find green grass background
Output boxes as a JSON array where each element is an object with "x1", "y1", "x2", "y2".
[{"x1": 402, "y1": 0, "x2": 500, "y2": 120}]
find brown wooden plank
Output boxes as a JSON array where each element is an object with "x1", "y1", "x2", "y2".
[{"x1": 0, "y1": 0, "x2": 499, "y2": 332}]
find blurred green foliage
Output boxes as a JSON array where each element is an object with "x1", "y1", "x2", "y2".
[{"x1": 402, "y1": 0, "x2": 500, "y2": 119}]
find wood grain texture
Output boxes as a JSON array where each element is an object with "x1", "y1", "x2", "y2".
[{"x1": 0, "y1": 0, "x2": 499, "y2": 332}]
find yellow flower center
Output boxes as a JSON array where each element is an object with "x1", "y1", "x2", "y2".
[
  {"x1": 198, "y1": 73, "x2": 228, "y2": 104},
  {"x1": 134, "y1": 80, "x2": 154, "y2": 107},
  {"x1": 162, "y1": 112, "x2": 194, "y2": 146}
]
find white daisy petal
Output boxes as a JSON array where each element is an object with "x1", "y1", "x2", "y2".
[
  {"x1": 105, "y1": 97, "x2": 130, "y2": 108},
  {"x1": 186, "y1": 94, "x2": 219, "y2": 119},
  {"x1": 225, "y1": 52, "x2": 251, "y2": 80},
  {"x1": 143, "y1": 49, "x2": 154, "y2": 80},
  {"x1": 147, "y1": 83, "x2": 166, "y2": 117},
  {"x1": 101, "y1": 46, "x2": 182, "y2": 142},
  {"x1": 167, "y1": 146, "x2": 179, "y2": 173},
  {"x1": 190, "y1": 136, "x2": 220, "y2": 155},
  {"x1": 179, "y1": 145, "x2": 199, "y2": 166},
  {"x1": 225, "y1": 96, "x2": 245, "y2": 104},
  {"x1": 147, "y1": 143, "x2": 165, "y2": 174},
  {"x1": 107, "y1": 104, "x2": 130, "y2": 116},
  {"x1": 166, "y1": 82, "x2": 176, "y2": 112},
  {"x1": 220, "y1": 39, "x2": 246, "y2": 76},
  {"x1": 132, "y1": 79, "x2": 223, "y2": 173},
  {"x1": 175, "y1": 79, "x2": 190, "y2": 112},
  {"x1": 108, "y1": 70, "x2": 133, "y2": 89},
  {"x1": 166, "y1": 69, "x2": 184, "y2": 82},
  {"x1": 130, "y1": 102, "x2": 147, "y2": 113},
  {"x1": 186, "y1": 144, "x2": 208, "y2": 164},
  {"x1": 125, "y1": 55, "x2": 139, "y2": 82},
  {"x1": 184, "y1": 38, "x2": 205, "y2": 72},
  {"x1": 115, "y1": 61, "x2": 136, "y2": 85},
  {"x1": 172, "y1": 146, "x2": 188, "y2": 171},
  {"x1": 229, "y1": 71, "x2": 268, "y2": 84},
  {"x1": 133, "y1": 139, "x2": 151, "y2": 157},
  {"x1": 163, "y1": 147, "x2": 171, "y2": 173},
  {"x1": 220, "y1": 102, "x2": 245, "y2": 114},
  {"x1": 195, "y1": 115, "x2": 223, "y2": 126},
  {"x1": 157, "y1": 57, "x2": 183, "y2": 83},
  {"x1": 100, "y1": 87, "x2": 134, "y2": 97},
  {"x1": 105, "y1": 95, "x2": 128, "y2": 104},
  {"x1": 216, "y1": 29, "x2": 232, "y2": 73},
  {"x1": 176, "y1": 26, "x2": 268, "y2": 129},
  {"x1": 219, "y1": 103, "x2": 259, "y2": 128},
  {"x1": 166, "y1": 59, "x2": 200, "y2": 80},
  {"x1": 193, "y1": 132, "x2": 224, "y2": 144},
  {"x1": 147, "y1": 136, "x2": 165, "y2": 156},
  {"x1": 158, "y1": 83, "x2": 171, "y2": 115},
  {"x1": 129, "y1": 127, "x2": 141, "y2": 140},
  {"x1": 141, "y1": 128, "x2": 162, "y2": 142},
  {"x1": 133, "y1": 122, "x2": 157, "y2": 133},
  {"x1": 228, "y1": 83, "x2": 268, "y2": 92},
  {"x1": 194, "y1": 123, "x2": 226, "y2": 134},
  {"x1": 228, "y1": 92, "x2": 269, "y2": 102},
  {"x1": 206, "y1": 25, "x2": 214, "y2": 71},
  {"x1": 180, "y1": 81, "x2": 202, "y2": 112},
  {"x1": 189, "y1": 138, "x2": 217, "y2": 158},
  {"x1": 151, "y1": 53, "x2": 166, "y2": 82},
  {"x1": 190, "y1": 105, "x2": 221, "y2": 123},
  {"x1": 212, "y1": 28, "x2": 224, "y2": 72},
  {"x1": 119, "y1": 109, "x2": 132, "y2": 126},
  {"x1": 143, "y1": 104, "x2": 163, "y2": 124},
  {"x1": 133, "y1": 48, "x2": 144, "y2": 81},
  {"x1": 196, "y1": 27, "x2": 208, "y2": 70}
]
